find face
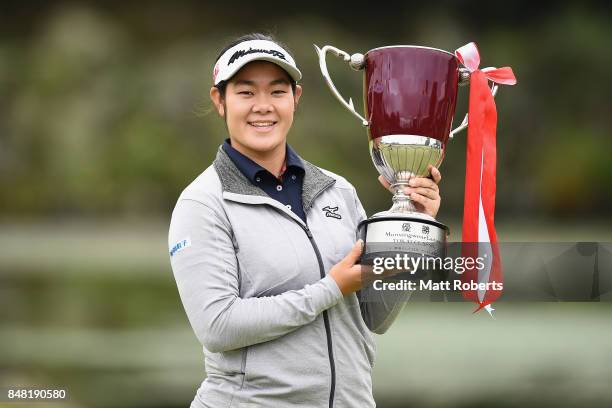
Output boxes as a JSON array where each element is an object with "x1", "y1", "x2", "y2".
[{"x1": 210, "y1": 61, "x2": 302, "y2": 159}]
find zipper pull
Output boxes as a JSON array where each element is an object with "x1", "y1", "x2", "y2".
[{"x1": 303, "y1": 226, "x2": 313, "y2": 238}]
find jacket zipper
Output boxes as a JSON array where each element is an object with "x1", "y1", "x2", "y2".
[
  {"x1": 263, "y1": 182, "x2": 338, "y2": 407},
  {"x1": 302, "y1": 224, "x2": 336, "y2": 408}
]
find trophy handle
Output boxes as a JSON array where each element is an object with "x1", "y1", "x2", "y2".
[
  {"x1": 449, "y1": 81, "x2": 499, "y2": 139},
  {"x1": 314, "y1": 44, "x2": 369, "y2": 126}
]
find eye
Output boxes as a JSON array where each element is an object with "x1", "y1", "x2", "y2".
[
  {"x1": 238, "y1": 91, "x2": 254, "y2": 96},
  {"x1": 272, "y1": 90, "x2": 287, "y2": 95}
]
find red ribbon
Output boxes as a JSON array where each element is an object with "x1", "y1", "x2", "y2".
[{"x1": 455, "y1": 42, "x2": 516, "y2": 313}]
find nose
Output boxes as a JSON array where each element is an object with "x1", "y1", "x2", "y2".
[{"x1": 252, "y1": 94, "x2": 274, "y2": 114}]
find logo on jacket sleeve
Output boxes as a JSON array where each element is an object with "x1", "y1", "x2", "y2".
[
  {"x1": 169, "y1": 237, "x2": 191, "y2": 257},
  {"x1": 322, "y1": 205, "x2": 342, "y2": 219}
]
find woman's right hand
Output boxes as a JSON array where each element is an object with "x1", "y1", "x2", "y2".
[
  {"x1": 329, "y1": 240, "x2": 367, "y2": 295},
  {"x1": 330, "y1": 240, "x2": 402, "y2": 295}
]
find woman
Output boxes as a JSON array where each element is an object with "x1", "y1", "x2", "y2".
[{"x1": 168, "y1": 33, "x2": 441, "y2": 408}]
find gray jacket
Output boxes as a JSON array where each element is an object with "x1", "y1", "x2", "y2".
[{"x1": 168, "y1": 147, "x2": 406, "y2": 408}]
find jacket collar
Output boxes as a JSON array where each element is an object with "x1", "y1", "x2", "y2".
[{"x1": 213, "y1": 146, "x2": 335, "y2": 210}]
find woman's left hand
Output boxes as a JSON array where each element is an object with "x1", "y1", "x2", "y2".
[{"x1": 378, "y1": 165, "x2": 442, "y2": 218}]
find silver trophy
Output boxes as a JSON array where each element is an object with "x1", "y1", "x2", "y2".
[{"x1": 315, "y1": 43, "x2": 498, "y2": 257}]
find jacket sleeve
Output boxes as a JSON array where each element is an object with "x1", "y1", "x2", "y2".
[
  {"x1": 168, "y1": 198, "x2": 343, "y2": 353},
  {"x1": 351, "y1": 187, "x2": 410, "y2": 334}
]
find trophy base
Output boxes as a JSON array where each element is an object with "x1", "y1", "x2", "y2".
[{"x1": 357, "y1": 213, "x2": 449, "y2": 265}]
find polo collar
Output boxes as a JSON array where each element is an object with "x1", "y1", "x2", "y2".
[{"x1": 222, "y1": 139, "x2": 305, "y2": 183}]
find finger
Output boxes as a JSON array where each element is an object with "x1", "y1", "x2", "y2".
[
  {"x1": 378, "y1": 175, "x2": 392, "y2": 192},
  {"x1": 410, "y1": 187, "x2": 439, "y2": 201},
  {"x1": 429, "y1": 165, "x2": 442, "y2": 184},
  {"x1": 410, "y1": 193, "x2": 435, "y2": 217},
  {"x1": 343, "y1": 239, "x2": 364, "y2": 266},
  {"x1": 410, "y1": 192, "x2": 433, "y2": 207},
  {"x1": 410, "y1": 192, "x2": 437, "y2": 216},
  {"x1": 379, "y1": 268, "x2": 403, "y2": 279},
  {"x1": 400, "y1": 187, "x2": 414, "y2": 196},
  {"x1": 409, "y1": 177, "x2": 439, "y2": 192},
  {"x1": 360, "y1": 264, "x2": 373, "y2": 274}
]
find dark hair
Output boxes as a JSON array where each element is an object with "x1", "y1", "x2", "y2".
[{"x1": 214, "y1": 32, "x2": 297, "y2": 98}]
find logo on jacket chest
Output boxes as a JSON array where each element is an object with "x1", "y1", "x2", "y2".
[{"x1": 322, "y1": 205, "x2": 342, "y2": 219}]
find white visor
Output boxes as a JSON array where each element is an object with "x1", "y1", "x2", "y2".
[{"x1": 213, "y1": 39, "x2": 302, "y2": 85}]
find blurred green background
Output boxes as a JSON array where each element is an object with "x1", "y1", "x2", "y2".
[{"x1": 1, "y1": 1, "x2": 611, "y2": 407}]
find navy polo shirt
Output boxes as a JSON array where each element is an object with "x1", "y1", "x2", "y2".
[{"x1": 222, "y1": 139, "x2": 306, "y2": 222}]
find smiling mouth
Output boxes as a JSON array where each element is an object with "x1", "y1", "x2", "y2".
[{"x1": 248, "y1": 121, "x2": 277, "y2": 128}]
